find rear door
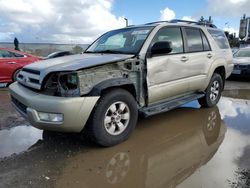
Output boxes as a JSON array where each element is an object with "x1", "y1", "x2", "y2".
[
  {"x1": 146, "y1": 27, "x2": 190, "y2": 105},
  {"x1": 182, "y1": 27, "x2": 214, "y2": 92}
]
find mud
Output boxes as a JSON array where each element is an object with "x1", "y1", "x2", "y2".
[
  {"x1": 0, "y1": 81, "x2": 250, "y2": 188},
  {"x1": 0, "y1": 89, "x2": 28, "y2": 130}
]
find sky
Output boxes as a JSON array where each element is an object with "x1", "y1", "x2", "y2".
[{"x1": 0, "y1": 0, "x2": 249, "y2": 44}]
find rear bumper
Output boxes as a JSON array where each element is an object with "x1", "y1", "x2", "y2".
[{"x1": 9, "y1": 82, "x2": 99, "y2": 132}]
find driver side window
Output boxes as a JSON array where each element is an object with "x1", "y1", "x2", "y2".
[{"x1": 152, "y1": 27, "x2": 184, "y2": 54}]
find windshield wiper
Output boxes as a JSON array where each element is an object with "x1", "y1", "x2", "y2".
[
  {"x1": 95, "y1": 50, "x2": 125, "y2": 54},
  {"x1": 85, "y1": 50, "x2": 135, "y2": 55}
]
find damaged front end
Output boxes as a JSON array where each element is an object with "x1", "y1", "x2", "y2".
[
  {"x1": 42, "y1": 72, "x2": 80, "y2": 97},
  {"x1": 17, "y1": 57, "x2": 145, "y2": 106}
]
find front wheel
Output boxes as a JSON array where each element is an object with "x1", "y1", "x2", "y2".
[
  {"x1": 85, "y1": 89, "x2": 138, "y2": 147},
  {"x1": 13, "y1": 69, "x2": 21, "y2": 82},
  {"x1": 198, "y1": 73, "x2": 223, "y2": 108}
]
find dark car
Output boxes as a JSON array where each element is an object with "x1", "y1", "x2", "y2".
[{"x1": 45, "y1": 51, "x2": 73, "y2": 59}]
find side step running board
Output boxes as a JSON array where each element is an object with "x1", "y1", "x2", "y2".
[{"x1": 140, "y1": 93, "x2": 205, "y2": 117}]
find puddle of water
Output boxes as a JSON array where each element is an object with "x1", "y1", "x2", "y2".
[
  {"x1": 0, "y1": 90, "x2": 250, "y2": 188},
  {"x1": 0, "y1": 125, "x2": 42, "y2": 158},
  {"x1": 177, "y1": 97, "x2": 250, "y2": 188}
]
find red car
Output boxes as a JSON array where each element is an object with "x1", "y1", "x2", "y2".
[{"x1": 0, "y1": 48, "x2": 41, "y2": 86}]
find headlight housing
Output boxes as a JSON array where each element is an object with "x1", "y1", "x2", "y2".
[{"x1": 43, "y1": 72, "x2": 80, "y2": 97}]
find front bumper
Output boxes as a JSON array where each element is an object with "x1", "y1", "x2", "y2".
[
  {"x1": 232, "y1": 64, "x2": 250, "y2": 75},
  {"x1": 9, "y1": 82, "x2": 99, "y2": 132}
]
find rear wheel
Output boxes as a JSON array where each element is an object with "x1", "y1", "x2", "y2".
[
  {"x1": 198, "y1": 73, "x2": 223, "y2": 108},
  {"x1": 85, "y1": 88, "x2": 138, "y2": 147}
]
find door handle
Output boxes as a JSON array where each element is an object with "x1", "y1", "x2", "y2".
[
  {"x1": 6, "y1": 62, "x2": 17, "y2": 64},
  {"x1": 207, "y1": 53, "x2": 213, "y2": 59},
  {"x1": 181, "y1": 56, "x2": 189, "y2": 62}
]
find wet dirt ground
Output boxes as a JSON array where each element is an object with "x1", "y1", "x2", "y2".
[{"x1": 0, "y1": 80, "x2": 250, "y2": 188}]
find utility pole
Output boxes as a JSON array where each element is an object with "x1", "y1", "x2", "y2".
[{"x1": 124, "y1": 18, "x2": 128, "y2": 27}]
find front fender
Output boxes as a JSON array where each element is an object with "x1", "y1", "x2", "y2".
[{"x1": 87, "y1": 78, "x2": 136, "y2": 96}]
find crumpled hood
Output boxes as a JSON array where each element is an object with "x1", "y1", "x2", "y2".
[
  {"x1": 18, "y1": 53, "x2": 134, "y2": 90},
  {"x1": 233, "y1": 57, "x2": 250, "y2": 65},
  {"x1": 26, "y1": 53, "x2": 134, "y2": 72}
]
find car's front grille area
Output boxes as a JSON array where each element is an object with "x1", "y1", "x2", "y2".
[
  {"x1": 11, "y1": 96, "x2": 27, "y2": 114},
  {"x1": 29, "y1": 78, "x2": 40, "y2": 84},
  {"x1": 22, "y1": 68, "x2": 40, "y2": 75},
  {"x1": 234, "y1": 64, "x2": 250, "y2": 70},
  {"x1": 17, "y1": 68, "x2": 41, "y2": 90},
  {"x1": 239, "y1": 65, "x2": 248, "y2": 69}
]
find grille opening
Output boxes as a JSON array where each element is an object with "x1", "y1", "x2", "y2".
[
  {"x1": 29, "y1": 78, "x2": 40, "y2": 84},
  {"x1": 22, "y1": 68, "x2": 40, "y2": 75},
  {"x1": 18, "y1": 74, "x2": 23, "y2": 79}
]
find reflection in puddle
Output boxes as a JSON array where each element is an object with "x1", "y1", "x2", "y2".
[
  {"x1": 219, "y1": 97, "x2": 250, "y2": 134},
  {"x1": 178, "y1": 97, "x2": 250, "y2": 188},
  {"x1": 54, "y1": 107, "x2": 225, "y2": 188},
  {"x1": 0, "y1": 125, "x2": 42, "y2": 158}
]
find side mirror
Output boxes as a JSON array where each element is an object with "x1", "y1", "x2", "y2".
[{"x1": 151, "y1": 41, "x2": 172, "y2": 55}]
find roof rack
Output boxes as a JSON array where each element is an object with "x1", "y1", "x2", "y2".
[
  {"x1": 145, "y1": 21, "x2": 169, "y2": 25},
  {"x1": 170, "y1": 19, "x2": 217, "y2": 28},
  {"x1": 145, "y1": 19, "x2": 217, "y2": 28}
]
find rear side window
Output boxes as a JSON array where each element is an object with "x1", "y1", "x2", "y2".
[
  {"x1": 185, "y1": 28, "x2": 203, "y2": 52},
  {"x1": 208, "y1": 29, "x2": 230, "y2": 49}
]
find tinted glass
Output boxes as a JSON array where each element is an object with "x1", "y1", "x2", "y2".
[
  {"x1": 185, "y1": 28, "x2": 203, "y2": 52},
  {"x1": 13, "y1": 52, "x2": 24, "y2": 57},
  {"x1": 201, "y1": 31, "x2": 211, "y2": 51},
  {"x1": 208, "y1": 29, "x2": 230, "y2": 49},
  {"x1": 152, "y1": 27, "x2": 184, "y2": 54}
]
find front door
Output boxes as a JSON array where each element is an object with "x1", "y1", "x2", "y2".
[{"x1": 146, "y1": 27, "x2": 189, "y2": 105}]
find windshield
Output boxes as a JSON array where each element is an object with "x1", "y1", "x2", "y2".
[
  {"x1": 86, "y1": 26, "x2": 154, "y2": 55},
  {"x1": 234, "y1": 48, "x2": 250, "y2": 57}
]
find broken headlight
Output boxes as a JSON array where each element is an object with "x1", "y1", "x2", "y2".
[
  {"x1": 43, "y1": 72, "x2": 80, "y2": 97},
  {"x1": 58, "y1": 72, "x2": 80, "y2": 97}
]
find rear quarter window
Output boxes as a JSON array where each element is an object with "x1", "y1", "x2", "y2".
[{"x1": 208, "y1": 29, "x2": 230, "y2": 49}]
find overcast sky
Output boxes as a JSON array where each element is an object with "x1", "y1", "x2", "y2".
[{"x1": 0, "y1": 0, "x2": 249, "y2": 44}]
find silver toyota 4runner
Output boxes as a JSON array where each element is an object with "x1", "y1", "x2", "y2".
[{"x1": 9, "y1": 20, "x2": 233, "y2": 146}]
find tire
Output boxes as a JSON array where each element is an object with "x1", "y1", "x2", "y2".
[
  {"x1": 85, "y1": 88, "x2": 138, "y2": 147},
  {"x1": 198, "y1": 73, "x2": 223, "y2": 108},
  {"x1": 13, "y1": 69, "x2": 21, "y2": 82}
]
